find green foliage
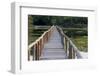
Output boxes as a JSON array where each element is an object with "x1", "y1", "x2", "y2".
[
  {"x1": 71, "y1": 36, "x2": 88, "y2": 52},
  {"x1": 28, "y1": 15, "x2": 49, "y2": 44},
  {"x1": 63, "y1": 28, "x2": 87, "y2": 37},
  {"x1": 28, "y1": 15, "x2": 88, "y2": 28},
  {"x1": 65, "y1": 30, "x2": 87, "y2": 37},
  {"x1": 28, "y1": 28, "x2": 48, "y2": 45},
  {"x1": 63, "y1": 28, "x2": 88, "y2": 52}
]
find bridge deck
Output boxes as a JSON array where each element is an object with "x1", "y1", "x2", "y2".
[{"x1": 40, "y1": 27, "x2": 67, "y2": 60}]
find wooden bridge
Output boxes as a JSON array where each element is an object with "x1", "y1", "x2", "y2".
[{"x1": 28, "y1": 26, "x2": 83, "y2": 61}]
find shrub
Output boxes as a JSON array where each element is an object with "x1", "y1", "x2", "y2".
[{"x1": 65, "y1": 30, "x2": 87, "y2": 37}]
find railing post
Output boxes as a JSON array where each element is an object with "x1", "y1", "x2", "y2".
[
  {"x1": 46, "y1": 32, "x2": 48, "y2": 42},
  {"x1": 41, "y1": 38, "x2": 44, "y2": 49},
  {"x1": 28, "y1": 49, "x2": 30, "y2": 61},
  {"x1": 48, "y1": 31, "x2": 50, "y2": 40},
  {"x1": 67, "y1": 40, "x2": 69, "y2": 56},
  {"x1": 32, "y1": 45, "x2": 36, "y2": 60},
  {"x1": 49, "y1": 28, "x2": 51, "y2": 36},
  {"x1": 40, "y1": 39, "x2": 42, "y2": 56},
  {"x1": 38, "y1": 41, "x2": 40, "y2": 57},
  {"x1": 65, "y1": 38, "x2": 68, "y2": 55},
  {"x1": 64, "y1": 37, "x2": 66, "y2": 50},
  {"x1": 45, "y1": 34, "x2": 46, "y2": 43},
  {"x1": 65, "y1": 40, "x2": 67, "y2": 56},
  {"x1": 37, "y1": 41, "x2": 40, "y2": 60},
  {"x1": 72, "y1": 49, "x2": 75, "y2": 59},
  {"x1": 60, "y1": 31, "x2": 64, "y2": 46},
  {"x1": 35, "y1": 43, "x2": 39, "y2": 60},
  {"x1": 39, "y1": 40, "x2": 42, "y2": 57},
  {"x1": 44, "y1": 35, "x2": 45, "y2": 43},
  {"x1": 68, "y1": 42, "x2": 73, "y2": 59},
  {"x1": 34, "y1": 45, "x2": 36, "y2": 60}
]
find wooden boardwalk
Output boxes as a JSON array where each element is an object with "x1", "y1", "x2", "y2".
[
  {"x1": 40, "y1": 27, "x2": 67, "y2": 60},
  {"x1": 28, "y1": 26, "x2": 83, "y2": 61}
]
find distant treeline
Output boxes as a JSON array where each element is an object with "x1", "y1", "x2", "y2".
[{"x1": 28, "y1": 15, "x2": 88, "y2": 28}]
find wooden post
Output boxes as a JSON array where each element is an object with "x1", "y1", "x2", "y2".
[
  {"x1": 38, "y1": 41, "x2": 40, "y2": 57},
  {"x1": 46, "y1": 32, "x2": 47, "y2": 42},
  {"x1": 28, "y1": 49, "x2": 30, "y2": 61},
  {"x1": 47, "y1": 32, "x2": 48, "y2": 41},
  {"x1": 64, "y1": 37, "x2": 66, "y2": 50},
  {"x1": 61, "y1": 35, "x2": 64, "y2": 45},
  {"x1": 41, "y1": 39, "x2": 43, "y2": 54},
  {"x1": 37, "y1": 42, "x2": 39, "y2": 60},
  {"x1": 65, "y1": 38, "x2": 67, "y2": 55},
  {"x1": 34, "y1": 45, "x2": 36, "y2": 60},
  {"x1": 43, "y1": 35, "x2": 45, "y2": 43},
  {"x1": 43, "y1": 36, "x2": 44, "y2": 45},
  {"x1": 42, "y1": 38, "x2": 44, "y2": 49},
  {"x1": 45, "y1": 34, "x2": 46, "y2": 43},
  {"x1": 63, "y1": 37, "x2": 65, "y2": 49},
  {"x1": 39, "y1": 39, "x2": 41, "y2": 56},
  {"x1": 68, "y1": 43, "x2": 73, "y2": 59},
  {"x1": 39, "y1": 40, "x2": 41, "y2": 57},
  {"x1": 46, "y1": 32, "x2": 48, "y2": 42},
  {"x1": 32, "y1": 46, "x2": 34, "y2": 60},
  {"x1": 66, "y1": 40, "x2": 69, "y2": 56},
  {"x1": 35, "y1": 43, "x2": 39, "y2": 60},
  {"x1": 72, "y1": 49, "x2": 75, "y2": 59},
  {"x1": 44, "y1": 35, "x2": 45, "y2": 43},
  {"x1": 48, "y1": 31, "x2": 49, "y2": 40},
  {"x1": 44, "y1": 35, "x2": 46, "y2": 43},
  {"x1": 50, "y1": 29, "x2": 51, "y2": 37}
]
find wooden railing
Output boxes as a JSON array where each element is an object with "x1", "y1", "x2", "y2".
[
  {"x1": 28, "y1": 25, "x2": 54, "y2": 61},
  {"x1": 56, "y1": 26, "x2": 83, "y2": 59}
]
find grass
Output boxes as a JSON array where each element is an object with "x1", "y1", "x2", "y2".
[
  {"x1": 71, "y1": 36, "x2": 88, "y2": 52},
  {"x1": 63, "y1": 28, "x2": 87, "y2": 31},
  {"x1": 63, "y1": 28, "x2": 88, "y2": 52},
  {"x1": 28, "y1": 25, "x2": 49, "y2": 45},
  {"x1": 28, "y1": 36, "x2": 39, "y2": 45}
]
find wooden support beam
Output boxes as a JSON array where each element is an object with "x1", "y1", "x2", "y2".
[
  {"x1": 68, "y1": 43, "x2": 73, "y2": 59},
  {"x1": 72, "y1": 49, "x2": 75, "y2": 59},
  {"x1": 28, "y1": 49, "x2": 30, "y2": 61}
]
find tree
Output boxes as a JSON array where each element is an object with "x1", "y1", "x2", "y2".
[{"x1": 28, "y1": 15, "x2": 88, "y2": 28}]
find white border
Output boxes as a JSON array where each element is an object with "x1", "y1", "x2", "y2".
[{"x1": 11, "y1": 2, "x2": 97, "y2": 74}]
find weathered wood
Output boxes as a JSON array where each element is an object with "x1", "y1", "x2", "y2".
[
  {"x1": 32, "y1": 46, "x2": 34, "y2": 60},
  {"x1": 35, "y1": 43, "x2": 38, "y2": 60},
  {"x1": 28, "y1": 26, "x2": 55, "y2": 61},
  {"x1": 68, "y1": 43, "x2": 73, "y2": 59},
  {"x1": 72, "y1": 49, "x2": 75, "y2": 59},
  {"x1": 40, "y1": 39, "x2": 42, "y2": 56},
  {"x1": 28, "y1": 25, "x2": 83, "y2": 61},
  {"x1": 34, "y1": 45, "x2": 36, "y2": 60},
  {"x1": 28, "y1": 49, "x2": 30, "y2": 61},
  {"x1": 56, "y1": 26, "x2": 83, "y2": 59},
  {"x1": 64, "y1": 37, "x2": 68, "y2": 54},
  {"x1": 37, "y1": 42, "x2": 39, "y2": 60},
  {"x1": 40, "y1": 27, "x2": 67, "y2": 60},
  {"x1": 38, "y1": 41, "x2": 40, "y2": 57}
]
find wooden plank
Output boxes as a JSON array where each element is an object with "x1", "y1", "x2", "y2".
[{"x1": 40, "y1": 26, "x2": 67, "y2": 60}]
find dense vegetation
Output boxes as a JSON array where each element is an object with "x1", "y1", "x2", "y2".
[
  {"x1": 63, "y1": 28, "x2": 88, "y2": 52},
  {"x1": 28, "y1": 15, "x2": 50, "y2": 44},
  {"x1": 28, "y1": 15, "x2": 88, "y2": 52},
  {"x1": 29, "y1": 15, "x2": 87, "y2": 28}
]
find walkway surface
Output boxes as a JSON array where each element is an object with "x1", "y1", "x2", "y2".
[{"x1": 40, "y1": 27, "x2": 67, "y2": 60}]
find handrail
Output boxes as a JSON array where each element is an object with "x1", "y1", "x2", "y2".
[
  {"x1": 28, "y1": 25, "x2": 55, "y2": 61},
  {"x1": 56, "y1": 26, "x2": 83, "y2": 59}
]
